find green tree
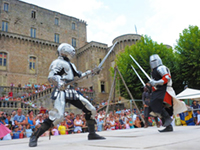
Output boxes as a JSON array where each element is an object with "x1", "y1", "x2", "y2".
[
  {"x1": 175, "y1": 25, "x2": 200, "y2": 89},
  {"x1": 113, "y1": 35, "x2": 179, "y2": 100}
]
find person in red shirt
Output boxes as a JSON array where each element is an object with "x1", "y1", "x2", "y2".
[{"x1": 8, "y1": 90, "x2": 13, "y2": 98}]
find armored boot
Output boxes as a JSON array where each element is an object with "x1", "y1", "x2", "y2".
[
  {"x1": 158, "y1": 125, "x2": 173, "y2": 132},
  {"x1": 161, "y1": 108, "x2": 172, "y2": 127},
  {"x1": 144, "y1": 117, "x2": 149, "y2": 128},
  {"x1": 154, "y1": 117, "x2": 160, "y2": 128},
  {"x1": 87, "y1": 119, "x2": 105, "y2": 140},
  {"x1": 29, "y1": 118, "x2": 53, "y2": 147}
]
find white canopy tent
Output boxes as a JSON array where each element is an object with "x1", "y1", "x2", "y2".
[{"x1": 176, "y1": 88, "x2": 200, "y2": 101}]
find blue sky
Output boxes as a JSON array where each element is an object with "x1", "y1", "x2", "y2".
[{"x1": 21, "y1": 0, "x2": 200, "y2": 48}]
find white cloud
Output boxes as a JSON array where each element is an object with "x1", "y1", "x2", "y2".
[
  {"x1": 87, "y1": 15, "x2": 127, "y2": 45},
  {"x1": 146, "y1": 0, "x2": 200, "y2": 47}
]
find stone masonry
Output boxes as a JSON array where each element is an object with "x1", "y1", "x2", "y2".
[{"x1": 0, "y1": 0, "x2": 142, "y2": 102}]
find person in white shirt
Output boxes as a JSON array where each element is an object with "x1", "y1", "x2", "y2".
[
  {"x1": 196, "y1": 110, "x2": 200, "y2": 125},
  {"x1": 35, "y1": 114, "x2": 44, "y2": 126}
]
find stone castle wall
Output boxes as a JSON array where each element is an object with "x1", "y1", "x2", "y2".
[
  {"x1": 0, "y1": 0, "x2": 142, "y2": 103},
  {"x1": 0, "y1": 0, "x2": 87, "y2": 48}
]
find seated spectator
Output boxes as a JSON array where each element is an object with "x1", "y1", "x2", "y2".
[
  {"x1": 97, "y1": 117, "x2": 104, "y2": 132},
  {"x1": 2, "y1": 112, "x2": 9, "y2": 125},
  {"x1": 35, "y1": 114, "x2": 43, "y2": 126},
  {"x1": 6, "y1": 115, "x2": 13, "y2": 130},
  {"x1": 25, "y1": 110, "x2": 36, "y2": 129},
  {"x1": 190, "y1": 100, "x2": 200, "y2": 124},
  {"x1": 134, "y1": 116, "x2": 141, "y2": 128},
  {"x1": 116, "y1": 108, "x2": 121, "y2": 114},
  {"x1": 74, "y1": 114, "x2": 82, "y2": 133},
  {"x1": 65, "y1": 114, "x2": 74, "y2": 134},
  {"x1": 81, "y1": 118, "x2": 87, "y2": 133},
  {"x1": 196, "y1": 111, "x2": 200, "y2": 125},
  {"x1": 13, "y1": 108, "x2": 26, "y2": 127},
  {"x1": 132, "y1": 111, "x2": 137, "y2": 123},
  {"x1": 109, "y1": 116, "x2": 116, "y2": 130},
  {"x1": 125, "y1": 120, "x2": 130, "y2": 129},
  {"x1": 12, "y1": 126, "x2": 23, "y2": 139},
  {"x1": 115, "y1": 119, "x2": 122, "y2": 130},
  {"x1": 25, "y1": 124, "x2": 33, "y2": 138},
  {"x1": 106, "y1": 123, "x2": 112, "y2": 131},
  {"x1": 10, "y1": 111, "x2": 16, "y2": 126},
  {"x1": 58, "y1": 121, "x2": 67, "y2": 135},
  {"x1": 27, "y1": 82, "x2": 32, "y2": 89},
  {"x1": 51, "y1": 126, "x2": 59, "y2": 136},
  {"x1": 98, "y1": 111, "x2": 105, "y2": 120},
  {"x1": 128, "y1": 117, "x2": 134, "y2": 128},
  {"x1": 148, "y1": 117, "x2": 153, "y2": 126},
  {"x1": 8, "y1": 90, "x2": 13, "y2": 98}
]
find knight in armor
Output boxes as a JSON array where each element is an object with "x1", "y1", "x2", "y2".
[
  {"x1": 148, "y1": 54, "x2": 187, "y2": 132},
  {"x1": 142, "y1": 83, "x2": 160, "y2": 128},
  {"x1": 29, "y1": 43, "x2": 105, "y2": 147}
]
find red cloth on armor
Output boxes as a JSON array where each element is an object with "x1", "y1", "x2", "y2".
[
  {"x1": 163, "y1": 92, "x2": 172, "y2": 106},
  {"x1": 162, "y1": 74, "x2": 171, "y2": 84}
]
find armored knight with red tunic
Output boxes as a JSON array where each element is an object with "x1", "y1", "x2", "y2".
[{"x1": 148, "y1": 54, "x2": 187, "y2": 132}]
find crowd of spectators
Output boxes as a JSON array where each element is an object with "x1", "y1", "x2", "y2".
[
  {"x1": 1, "y1": 104, "x2": 200, "y2": 141},
  {"x1": 0, "y1": 83, "x2": 52, "y2": 101},
  {"x1": 0, "y1": 83, "x2": 94, "y2": 109},
  {"x1": 1, "y1": 83, "x2": 200, "y2": 141}
]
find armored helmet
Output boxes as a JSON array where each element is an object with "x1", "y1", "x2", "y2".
[
  {"x1": 57, "y1": 43, "x2": 75, "y2": 59},
  {"x1": 149, "y1": 54, "x2": 163, "y2": 69}
]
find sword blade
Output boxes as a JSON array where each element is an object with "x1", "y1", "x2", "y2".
[
  {"x1": 131, "y1": 65, "x2": 145, "y2": 87},
  {"x1": 63, "y1": 42, "x2": 118, "y2": 88},
  {"x1": 129, "y1": 55, "x2": 151, "y2": 81},
  {"x1": 98, "y1": 41, "x2": 118, "y2": 69}
]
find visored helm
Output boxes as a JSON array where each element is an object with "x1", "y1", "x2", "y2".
[
  {"x1": 149, "y1": 54, "x2": 163, "y2": 69},
  {"x1": 57, "y1": 43, "x2": 75, "y2": 59}
]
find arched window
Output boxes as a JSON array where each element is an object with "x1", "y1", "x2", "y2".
[
  {"x1": 0, "y1": 52, "x2": 7, "y2": 70},
  {"x1": 29, "y1": 56, "x2": 36, "y2": 73}
]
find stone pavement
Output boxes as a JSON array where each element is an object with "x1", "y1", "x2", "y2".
[{"x1": 1, "y1": 126, "x2": 200, "y2": 150}]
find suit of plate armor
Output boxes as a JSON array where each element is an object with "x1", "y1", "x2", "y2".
[
  {"x1": 148, "y1": 54, "x2": 173, "y2": 132},
  {"x1": 29, "y1": 43, "x2": 105, "y2": 147}
]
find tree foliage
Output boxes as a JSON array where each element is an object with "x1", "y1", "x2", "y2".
[
  {"x1": 175, "y1": 25, "x2": 200, "y2": 89},
  {"x1": 113, "y1": 35, "x2": 179, "y2": 100}
]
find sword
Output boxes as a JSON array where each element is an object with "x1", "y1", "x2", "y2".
[
  {"x1": 89, "y1": 41, "x2": 118, "y2": 74},
  {"x1": 131, "y1": 65, "x2": 145, "y2": 87},
  {"x1": 129, "y1": 55, "x2": 151, "y2": 81},
  {"x1": 62, "y1": 41, "x2": 118, "y2": 87},
  {"x1": 98, "y1": 41, "x2": 118, "y2": 69}
]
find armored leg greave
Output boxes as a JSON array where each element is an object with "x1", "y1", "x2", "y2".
[
  {"x1": 29, "y1": 118, "x2": 53, "y2": 147},
  {"x1": 87, "y1": 119, "x2": 105, "y2": 140},
  {"x1": 161, "y1": 108, "x2": 172, "y2": 127}
]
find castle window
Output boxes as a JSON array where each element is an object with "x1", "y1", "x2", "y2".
[
  {"x1": 4, "y1": 3, "x2": 9, "y2": 12},
  {"x1": 99, "y1": 58, "x2": 102, "y2": 64},
  {"x1": 72, "y1": 23, "x2": 75, "y2": 30},
  {"x1": 31, "y1": 10, "x2": 36, "y2": 19},
  {"x1": 0, "y1": 52, "x2": 7, "y2": 70},
  {"x1": 55, "y1": 18, "x2": 59, "y2": 26},
  {"x1": 72, "y1": 38, "x2": 76, "y2": 47},
  {"x1": 30, "y1": 28, "x2": 36, "y2": 38},
  {"x1": 101, "y1": 81, "x2": 105, "y2": 93},
  {"x1": 54, "y1": 33, "x2": 59, "y2": 43},
  {"x1": 29, "y1": 56, "x2": 36, "y2": 74},
  {"x1": 2, "y1": 21, "x2": 8, "y2": 32}
]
